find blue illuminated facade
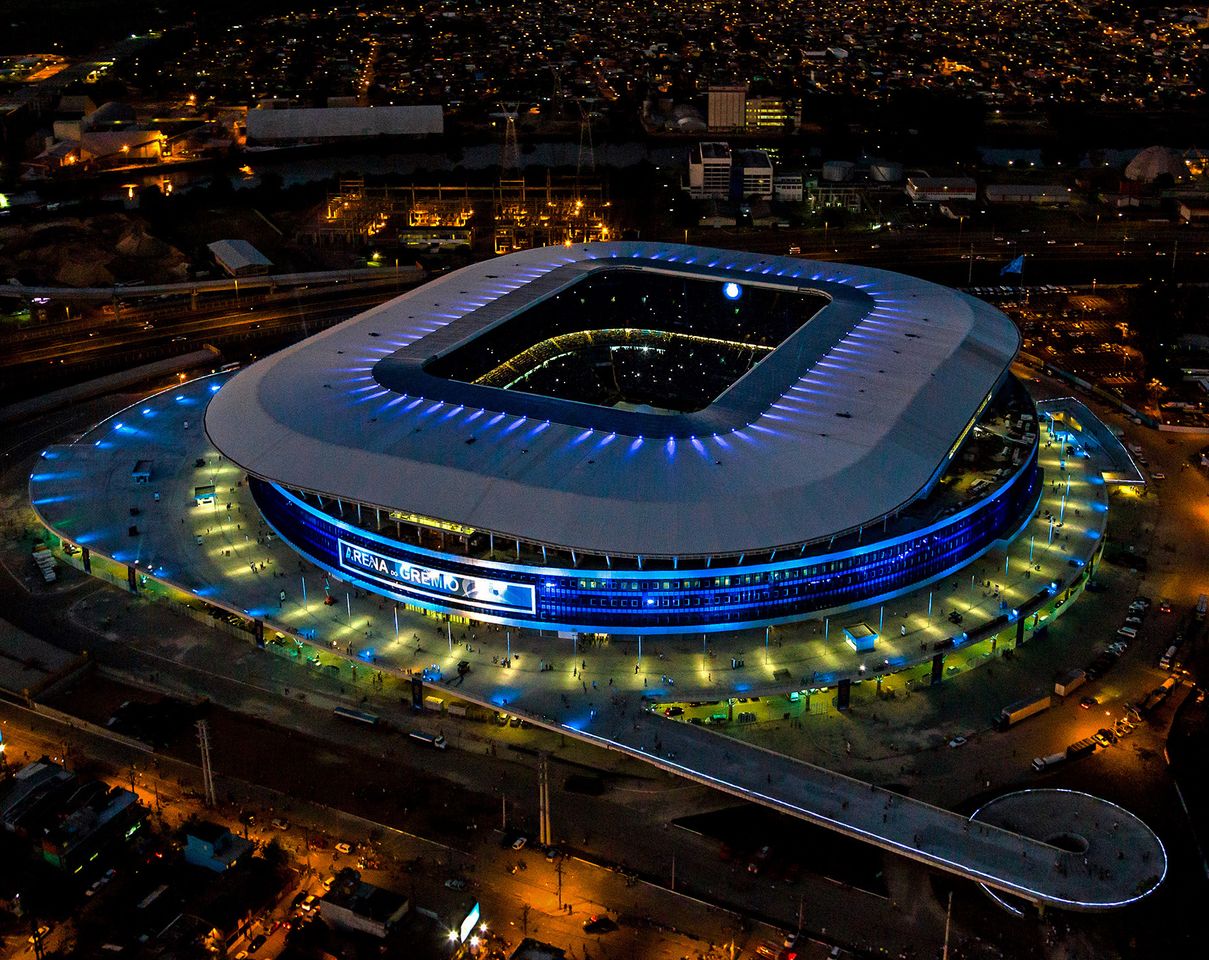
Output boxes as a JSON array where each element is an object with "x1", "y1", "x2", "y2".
[{"x1": 250, "y1": 443, "x2": 1041, "y2": 634}]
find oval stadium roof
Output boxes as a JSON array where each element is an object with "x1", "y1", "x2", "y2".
[{"x1": 205, "y1": 242, "x2": 1020, "y2": 558}]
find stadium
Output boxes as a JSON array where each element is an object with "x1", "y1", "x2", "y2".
[{"x1": 204, "y1": 241, "x2": 1042, "y2": 635}]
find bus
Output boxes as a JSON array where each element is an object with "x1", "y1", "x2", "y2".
[
  {"x1": 333, "y1": 706, "x2": 380, "y2": 727},
  {"x1": 409, "y1": 730, "x2": 447, "y2": 750}
]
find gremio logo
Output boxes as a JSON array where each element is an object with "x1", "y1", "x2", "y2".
[
  {"x1": 341, "y1": 542, "x2": 465, "y2": 595},
  {"x1": 335, "y1": 537, "x2": 537, "y2": 614}
]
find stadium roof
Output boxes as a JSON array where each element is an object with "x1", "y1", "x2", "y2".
[{"x1": 205, "y1": 242, "x2": 1019, "y2": 558}]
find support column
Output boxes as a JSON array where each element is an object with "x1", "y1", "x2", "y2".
[
  {"x1": 930, "y1": 653, "x2": 944, "y2": 686},
  {"x1": 81, "y1": 547, "x2": 91, "y2": 574}
]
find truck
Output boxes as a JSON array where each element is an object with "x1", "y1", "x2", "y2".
[
  {"x1": 1032, "y1": 753, "x2": 1066, "y2": 772},
  {"x1": 994, "y1": 693, "x2": 1052, "y2": 731},
  {"x1": 1197, "y1": 594, "x2": 1207, "y2": 622},
  {"x1": 409, "y1": 731, "x2": 447, "y2": 750},
  {"x1": 423, "y1": 695, "x2": 445, "y2": 713},
  {"x1": 1053, "y1": 669, "x2": 1086, "y2": 697},
  {"x1": 447, "y1": 702, "x2": 469, "y2": 718},
  {"x1": 1066, "y1": 737, "x2": 1097, "y2": 760}
]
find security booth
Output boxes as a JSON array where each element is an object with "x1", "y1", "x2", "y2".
[{"x1": 843, "y1": 622, "x2": 878, "y2": 652}]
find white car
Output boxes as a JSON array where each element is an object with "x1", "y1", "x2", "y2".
[
  {"x1": 948, "y1": 735, "x2": 968, "y2": 748},
  {"x1": 1117, "y1": 626, "x2": 1138, "y2": 639}
]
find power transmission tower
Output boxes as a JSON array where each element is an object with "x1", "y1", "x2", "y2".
[
  {"x1": 500, "y1": 104, "x2": 520, "y2": 171},
  {"x1": 548, "y1": 65, "x2": 565, "y2": 121},
  {"x1": 196, "y1": 719, "x2": 217, "y2": 807},
  {"x1": 576, "y1": 101, "x2": 595, "y2": 188},
  {"x1": 538, "y1": 752, "x2": 552, "y2": 847}
]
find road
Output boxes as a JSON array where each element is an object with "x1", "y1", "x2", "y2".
[
  {"x1": 0, "y1": 280, "x2": 422, "y2": 402},
  {"x1": 0, "y1": 691, "x2": 819, "y2": 960}
]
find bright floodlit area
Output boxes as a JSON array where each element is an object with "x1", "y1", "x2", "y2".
[{"x1": 425, "y1": 269, "x2": 827, "y2": 413}]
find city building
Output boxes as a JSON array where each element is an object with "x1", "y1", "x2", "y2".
[
  {"x1": 1178, "y1": 200, "x2": 1209, "y2": 223},
  {"x1": 744, "y1": 95, "x2": 800, "y2": 133},
  {"x1": 183, "y1": 822, "x2": 254, "y2": 873},
  {"x1": 40, "y1": 781, "x2": 144, "y2": 872},
  {"x1": 0, "y1": 758, "x2": 75, "y2": 835},
  {"x1": 706, "y1": 85, "x2": 746, "y2": 132},
  {"x1": 905, "y1": 177, "x2": 978, "y2": 203},
  {"x1": 773, "y1": 173, "x2": 804, "y2": 203},
  {"x1": 207, "y1": 239, "x2": 273, "y2": 278},
  {"x1": 984, "y1": 184, "x2": 1073, "y2": 205},
  {"x1": 687, "y1": 142, "x2": 732, "y2": 199},
  {"x1": 1, "y1": 759, "x2": 145, "y2": 872},
  {"x1": 320, "y1": 869, "x2": 410, "y2": 938},
  {"x1": 204, "y1": 241, "x2": 1037, "y2": 636},
  {"x1": 731, "y1": 149, "x2": 774, "y2": 200},
  {"x1": 510, "y1": 939, "x2": 568, "y2": 960}
]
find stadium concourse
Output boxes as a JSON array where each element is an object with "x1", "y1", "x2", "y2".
[{"x1": 28, "y1": 370, "x2": 1167, "y2": 912}]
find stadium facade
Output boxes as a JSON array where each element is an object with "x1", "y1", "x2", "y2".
[{"x1": 206, "y1": 242, "x2": 1040, "y2": 634}]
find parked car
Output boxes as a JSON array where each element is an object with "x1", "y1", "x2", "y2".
[
  {"x1": 948, "y1": 735, "x2": 968, "y2": 748},
  {"x1": 511, "y1": 836, "x2": 528, "y2": 851},
  {"x1": 1079, "y1": 696, "x2": 1097, "y2": 710},
  {"x1": 444, "y1": 878, "x2": 467, "y2": 891},
  {"x1": 334, "y1": 841, "x2": 352, "y2": 854},
  {"x1": 582, "y1": 916, "x2": 618, "y2": 934}
]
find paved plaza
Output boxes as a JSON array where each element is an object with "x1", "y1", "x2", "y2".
[{"x1": 26, "y1": 371, "x2": 1168, "y2": 911}]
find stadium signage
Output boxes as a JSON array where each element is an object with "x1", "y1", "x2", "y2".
[{"x1": 337, "y1": 538, "x2": 536, "y2": 614}]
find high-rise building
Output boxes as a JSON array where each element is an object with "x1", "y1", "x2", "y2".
[
  {"x1": 706, "y1": 86, "x2": 747, "y2": 132},
  {"x1": 688, "y1": 142, "x2": 733, "y2": 199},
  {"x1": 732, "y1": 149, "x2": 774, "y2": 200}
]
